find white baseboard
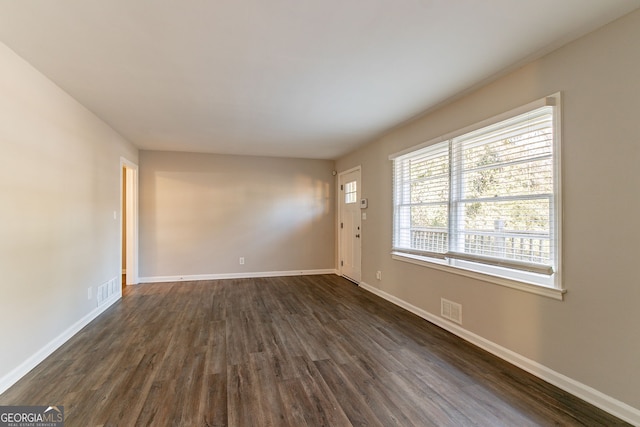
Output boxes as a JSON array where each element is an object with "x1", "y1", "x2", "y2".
[
  {"x1": 358, "y1": 281, "x2": 640, "y2": 426},
  {"x1": 0, "y1": 271, "x2": 336, "y2": 395},
  {"x1": 0, "y1": 291, "x2": 122, "y2": 395},
  {"x1": 138, "y1": 269, "x2": 338, "y2": 283}
]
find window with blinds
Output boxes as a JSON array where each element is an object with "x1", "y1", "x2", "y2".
[
  {"x1": 392, "y1": 94, "x2": 561, "y2": 289},
  {"x1": 393, "y1": 141, "x2": 450, "y2": 257}
]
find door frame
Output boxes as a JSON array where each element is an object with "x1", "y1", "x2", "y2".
[
  {"x1": 337, "y1": 165, "x2": 362, "y2": 283},
  {"x1": 120, "y1": 157, "x2": 139, "y2": 286}
]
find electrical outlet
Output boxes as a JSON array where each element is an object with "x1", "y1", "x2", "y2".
[
  {"x1": 376, "y1": 271, "x2": 382, "y2": 280},
  {"x1": 239, "y1": 257, "x2": 245, "y2": 265}
]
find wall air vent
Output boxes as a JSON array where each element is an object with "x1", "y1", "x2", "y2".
[
  {"x1": 441, "y1": 298, "x2": 462, "y2": 324},
  {"x1": 97, "y1": 277, "x2": 119, "y2": 307}
]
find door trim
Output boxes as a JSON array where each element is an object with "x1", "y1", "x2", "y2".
[{"x1": 120, "y1": 158, "x2": 139, "y2": 286}]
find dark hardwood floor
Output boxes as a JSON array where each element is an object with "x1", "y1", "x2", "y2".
[{"x1": 0, "y1": 274, "x2": 629, "y2": 426}]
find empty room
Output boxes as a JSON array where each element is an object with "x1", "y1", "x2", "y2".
[{"x1": 1, "y1": 1, "x2": 639, "y2": 426}]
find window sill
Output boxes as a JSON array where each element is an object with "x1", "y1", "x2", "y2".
[{"x1": 391, "y1": 252, "x2": 566, "y2": 300}]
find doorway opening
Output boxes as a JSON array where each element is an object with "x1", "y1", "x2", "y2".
[{"x1": 121, "y1": 158, "x2": 139, "y2": 292}]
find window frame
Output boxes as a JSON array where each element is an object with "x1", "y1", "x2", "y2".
[{"x1": 390, "y1": 93, "x2": 564, "y2": 299}]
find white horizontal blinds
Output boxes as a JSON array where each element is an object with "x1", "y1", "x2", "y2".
[
  {"x1": 449, "y1": 106, "x2": 555, "y2": 274},
  {"x1": 393, "y1": 141, "x2": 449, "y2": 257}
]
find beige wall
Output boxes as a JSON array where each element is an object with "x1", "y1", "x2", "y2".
[
  {"x1": 336, "y1": 9, "x2": 640, "y2": 411},
  {"x1": 138, "y1": 151, "x2": 335, "y2": 278},
  {"x1": 0, "y1": 42, "x2": 138, "y2": 383}
]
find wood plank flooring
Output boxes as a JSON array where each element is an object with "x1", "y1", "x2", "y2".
[{"x1": 0, "y1": 274, "x2": 629, "y2": 426}]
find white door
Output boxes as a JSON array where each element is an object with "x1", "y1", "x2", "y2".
[{"x1": 339, "y1": 169, "x2": 361, "y2": 283}]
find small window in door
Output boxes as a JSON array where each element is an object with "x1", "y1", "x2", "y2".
[{"x1": 344, "y1": 181, "x2": 357, "y2": 204}]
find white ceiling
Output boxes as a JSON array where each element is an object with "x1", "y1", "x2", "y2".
[{"x1": 1, "y1": 1, "x2": 639, "y2": 159}]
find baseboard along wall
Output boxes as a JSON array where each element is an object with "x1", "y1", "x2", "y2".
[
  {"x1": 138, "y1": 269, "x2": 338, "y2": 283},
  {"x1": 0, "y1": 269, "x2": 336, "y2": 395},
  {"x1": 0, "y1": 289, "x2": 122, "y2": 395},
  {"x1": 6, "y1": 271, "x2": 635, "y2": 425},
  {"x1": 358, "y1": 281, "x2": 640, "y2": 426}
]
